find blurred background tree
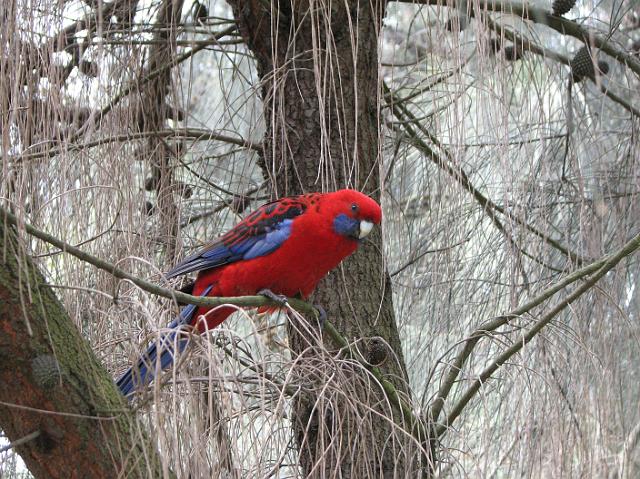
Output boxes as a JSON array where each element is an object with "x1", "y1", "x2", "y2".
[{"x1": 1, "y1": 0, "x2": 639, "y2": 477}]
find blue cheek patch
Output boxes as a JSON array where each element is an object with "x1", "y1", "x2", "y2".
[{"x1": 333, "y1": 214, "x2": 358, "y2": 238}]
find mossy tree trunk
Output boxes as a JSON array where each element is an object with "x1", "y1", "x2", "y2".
[{"x1": 0, "y1": 213, "x2": 168, "y2": 478}]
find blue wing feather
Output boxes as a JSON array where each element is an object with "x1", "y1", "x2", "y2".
[
  {"x1": 166, "y1": 198, "x2": 307, "y2": 279},
  {"x1": 116, "y1": 285, "x2": 213, "y2": 397},
  {"x1": 243, "y1": 220, "x2": 293, "y2": 259}
]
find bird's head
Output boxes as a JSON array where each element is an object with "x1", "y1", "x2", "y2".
[{"x1": 326, "y1": 189, "x2": 382, "y2": 241}]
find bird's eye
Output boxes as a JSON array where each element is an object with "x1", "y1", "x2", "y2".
[{"x1": 351, "y1": 203, "x2": 359, "y2": 212}]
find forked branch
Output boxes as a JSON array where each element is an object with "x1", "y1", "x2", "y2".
[{"x1": 433, "y1": 230, "x2": 640, "y2": 436}]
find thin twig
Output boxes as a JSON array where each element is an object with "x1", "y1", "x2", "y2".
[
  {"x1": 0, "y1": 430, "x2": 41, "y2": 454},
  {"x1": 482, "y1": 15, "x2": 640, "y2": 117},
  {"x1": 19, "y1": 128, "x2": 261, "y2": 162},
  {"x1": 67, "y1": 25, "x2": 239, "y2": 142}
]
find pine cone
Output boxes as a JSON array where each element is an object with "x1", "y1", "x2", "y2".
[
  {"x1": 78, "y1": 60, "x2": 99, "y2": 78},
  {"x1": 144, "y1": 201, "x2": 155, "y2": 216},
  {"x1": 144, "y1": 175, "x2": 158, "y2": 191},
  {"x1": 489, "y1": 38, "x2": 502, "y2": 55},
  {"x1": 192, "y1": 1, "x2": 208, "y2": 21},
  {"x1": 445, "y1": 15, "x2": 468, "y2": 32},
  {"x1": 177, "y1": 182, "x2": 193, "y2": 199},
  {"x1": 552, "y1": 0, "x2": 576, "y2": 16},
  {"x1": 366, "y1": 338, "x2": 388, "y2": 366},
  {"x1": 230, "y1": 194, "x2": 251, "y2": 214},
  {"x1": 597, "y1": 60, "x2": 610, "y2": 75},
  {"x1": 31, "y1": 355, "x2": 62, "y2": 390},
  {"x1": 504, "y1": 45, "x2": 524, "y2": 61},
  {"x1": 570, "y1": 47, "x2": 594, "y2": 81}
]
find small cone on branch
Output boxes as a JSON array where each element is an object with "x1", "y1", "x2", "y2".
[
  {"x1": 144, "y1": 176, "x2": 158, "y2": 191},
  {"x1": 552, "y1": 0, "x2": 576, "y2": 16},
  {"x1": 570, "y1": 46, "x2": 595, "y2": 81},
  {"x1": 230, "y1": 194, "x2": 251, "y2": 214},
  {"x1": 31, "y1": 355, "x2": 62, "y2": 390},
  {"x1": 78, "y1": 60, "x2": 99, "y2": 78},
  {"x1": 144, "y1": 201, "x2": 155, "y2": 216},
  {"x1": 192, "y1": 1, "x2": 208, "y2": 21},
  {"x1": 489, "y1": 38, "x2": 502, "y2": 55},
  {"x1": 445, "y1": 15, "x2": 468, "y2": 32},
  {"x1": 366, "y1": 338, "x2": 388, "y2": 366},
  {"x1": 176, "y1": 182, "x2": 193, "y2": 199},
  {"x1": 504, "y1": 45, "x2": 524, "y2": 61},
  {"x1": 597, "y1": 60, "x2": 610, "y2": 76}
]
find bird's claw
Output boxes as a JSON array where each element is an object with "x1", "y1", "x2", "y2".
[
  {"x1": 258, "y1": 288, "x2": 289, "y2": 307},
  {"x1": 313, "y1": 304, "x2": 327, "y2": 328}
]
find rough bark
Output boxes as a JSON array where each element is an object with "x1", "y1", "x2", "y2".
[
  {"x1": 0, "y1": 213, "x2": 168, "y2": 478},
  {"x1": 228, "y1": 2, "x2": 427, "y2": 476}
]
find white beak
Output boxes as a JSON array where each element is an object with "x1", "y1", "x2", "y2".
[{"x1": 359, "y1": 220, "x2": 374, "y2": 239}]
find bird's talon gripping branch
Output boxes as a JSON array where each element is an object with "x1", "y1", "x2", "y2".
[{"x1": 259, "y1": 288, "x2": 289, "y2": 307}]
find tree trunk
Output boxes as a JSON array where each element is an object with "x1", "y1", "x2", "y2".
[
  {"x1": 0, "y1": 212, "x2": 168, "y2": 478},
  {"x1": 228, "y1": 2, "x2": 427, "y2": 476}
]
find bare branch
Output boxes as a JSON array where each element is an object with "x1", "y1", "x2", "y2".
[
  {"x1": 68, "y1": 25, "x2": 238, "y2": 142},
  {"x1": 18, "y1": 128, "x2": 261, "y2": 162},
  {"x1": 435, "y1": 230, "x2": 640, "y2": 436},
  {"x1": 384, "y1": 83, "x2": 588, "y2": 267},
  {"x1": 393, "y1": 0, "x2": 640, "y2": 78},
  {"x1": 0, "y1": 210, "x2": 168, "y2": 478},
  {"x1": 481, "y1": 14, "x2": 640, "y2": 117},
  {"x1": 429, "y1": 245, "x2": 617, "y2": 422}
]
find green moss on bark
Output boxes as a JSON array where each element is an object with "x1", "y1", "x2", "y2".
[{"x1": 0, "y1": 211, "x2": 169, "y2": 479}]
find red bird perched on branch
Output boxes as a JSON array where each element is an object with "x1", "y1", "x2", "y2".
[{"x1": 117, "y1": 189, "x2": 382, "y2": 396}]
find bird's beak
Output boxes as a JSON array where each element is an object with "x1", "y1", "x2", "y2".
[{"x1": 359, "y1": 220, "x2": 374, "y2": 239}]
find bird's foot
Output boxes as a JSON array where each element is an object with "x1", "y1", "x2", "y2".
[
  {"x1": 313, "y1": 304, "x2": 327, "y2": 328},
  {"x1": 258, "y1": 288, "x2": 289, "y2": 307}
]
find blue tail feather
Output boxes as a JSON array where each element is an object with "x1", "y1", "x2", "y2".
[{"x1": 116, "y1": 286, "x2": 212, "y2": 397}]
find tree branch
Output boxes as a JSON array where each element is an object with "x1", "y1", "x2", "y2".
[
  {"x1": 429, "y1": 246, "x2": 613, "y2": 422},
  {"x1": 384, "y1": 83, "x2": 588, "y2": 267},
  {"x1": 2, "y1": 208, "x2": 305, "y2": 312},
  {"x1": 18, "y1": 128, "x2": 261, "y2": 162},
  {"x1": 482, "y1": 14, "x2": 640, "y2": 117},
  {"x1": 394, "y1": 0, "x2": 640, "y2": 78},
  {"x1": 67, "y1": 25, "x2": 239, "y2": 143},
  {"x1": 434, "y1": 229, "x2": 640, "y2": 436}
]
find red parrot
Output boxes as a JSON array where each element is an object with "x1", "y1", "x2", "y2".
[{"x1": 117, "y1": 189, "x2": 382, "y2": 395}]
